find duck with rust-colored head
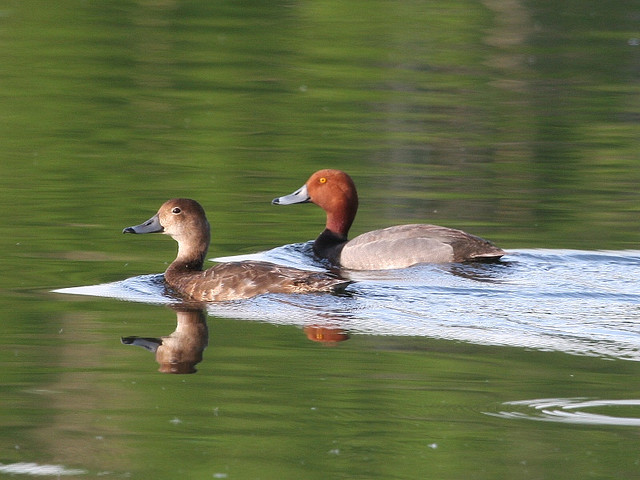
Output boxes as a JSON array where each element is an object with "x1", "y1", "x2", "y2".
[
  {"x1": 123, "y1": 198, "x2": 349, "y2": 301},
  {"x1": 272, "y1": 169, "x2": 505, "y2": 270}
]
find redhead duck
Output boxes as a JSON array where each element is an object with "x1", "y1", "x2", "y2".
[
  {"x1": 272, "y1": 169, "x2": 505, "y2": 270},
  {"x1": 123, "y1": 198, "x2": 349, "y2": 301}
]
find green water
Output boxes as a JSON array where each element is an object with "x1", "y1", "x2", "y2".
[{"x1": 1, "y1": 1, "x2": 639, "y2": 479}]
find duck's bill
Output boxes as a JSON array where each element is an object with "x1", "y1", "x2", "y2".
[
  {"x1": 122, "y1": 214, "x2": 164, "y2": 234},
  {"x1": 272, "y1": 184, "x2": 311, "y2": 205}
]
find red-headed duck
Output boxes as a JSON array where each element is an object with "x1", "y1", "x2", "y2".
[
  {"x1": 272, "y1": 169, "x2": 505, "y2": 270},
  {"x1": 123, "y1": 198, "x2": 349, "y2": 301}
]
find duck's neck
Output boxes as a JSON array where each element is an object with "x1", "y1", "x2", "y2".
[
  {"x1": 314, "y1": 228, "x2": 348, "y2": 263},
  {"x1": 325, "y1": 195, "x2": 358, "y2": 239},
  {"x1": 167, "y1": 233, "x2": 210, "y2": 274}
]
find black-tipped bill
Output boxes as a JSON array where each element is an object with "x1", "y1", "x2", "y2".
[
  {"x1": 122, "y1": 213, "x2": 164, "y2": 234},
  {"x1": 272, "y1": 184, "x2": 311, "y2": 205}
]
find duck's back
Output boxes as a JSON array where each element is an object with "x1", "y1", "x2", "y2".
[
  {"x1": 340, "y1": 224, "x2": 504, "y2": 270},
  {"x1": 166, "y1": 261, "x2": 349, "y2": 301}
]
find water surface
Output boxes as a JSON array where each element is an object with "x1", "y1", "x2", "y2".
[{"x1": 1, "y1": 1, "x2": 639, "y2": 479}]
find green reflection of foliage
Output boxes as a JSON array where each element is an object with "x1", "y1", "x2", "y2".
[{"x1": 1, "y1": 0, "x2": 638, "y2": 260}]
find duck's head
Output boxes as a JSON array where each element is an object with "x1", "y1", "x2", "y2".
[
  {"x1": 272, "y1": 169, "x2": 359, "y2": 236},
  {"x1": 123, "y1": 198, "x2": 211, "y2": 262}
]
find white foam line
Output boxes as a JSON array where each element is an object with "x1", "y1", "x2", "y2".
[{"x1": 0, "y1": 462, "x2": 86, "y2": 476}]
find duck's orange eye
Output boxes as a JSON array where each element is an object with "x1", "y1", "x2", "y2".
[
  {"x1": 319, "y1": 177, "x2": 327, "y2": 184},
  {"x1": 171, "y1": 207, "x2": 181, "y2": 214}
]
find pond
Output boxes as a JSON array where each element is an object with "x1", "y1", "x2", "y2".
[{"x1": 1, "y1": 1, "x2": 639, "y2": 479}]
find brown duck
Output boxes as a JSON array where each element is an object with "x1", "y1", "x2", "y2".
[{"x1": 123, "y1": 198, "x2": 349, "y2": 301}]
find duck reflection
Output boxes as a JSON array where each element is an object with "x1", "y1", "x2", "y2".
[
  {"x1": 303, "y1": 325, "x2": 350, "y2": 344},
  {"x1": 122, "y1": 304, "x2": 208, "y2": 374},
  {"x1": 442, "y1": 259, "x2": 511, "y2": 283}
]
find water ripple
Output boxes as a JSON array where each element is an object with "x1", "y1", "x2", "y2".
[
  {"x1": 0, "y1": 462, "x2": 86, "y2": 476},
  {"x1": 53, "y1": 248, "x2": 640, "y2": 361},
  {"x1": 487, "y1": 398, "x2": 640, "y2": 426}
]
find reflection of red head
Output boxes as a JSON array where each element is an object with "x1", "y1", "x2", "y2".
[{"x1": 304, "y1": 325, "x2": 350, "y2": 344}]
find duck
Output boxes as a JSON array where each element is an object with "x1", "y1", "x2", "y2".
[
  {"x1": 272, "y1": 169, "x2": 505, "y2": 270},
  {"x1": 123, "y1": 198, "x2": 349, "y2": 301}
]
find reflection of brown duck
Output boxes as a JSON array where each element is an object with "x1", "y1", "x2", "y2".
[
  {"x1": 123, "y1": 198, "x2": 350, "y2": 301},
  {"x1": 273, "y1": 169, "x2": 505, "y2": 270},
  {"x1": 304, "y1": 325, "x2": 350, "y2": 344},
  {"x1": 122, "y1": 306, "x2": 208, "y2": 374}
]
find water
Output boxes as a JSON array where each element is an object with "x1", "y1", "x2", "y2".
[
  {"x1": 2, "y1": 1, "x2": 640, "y2": 479},
  {"x1": 56, "y1": 245, "x2": 640, "y2": 361}
]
